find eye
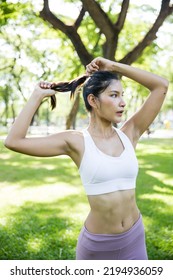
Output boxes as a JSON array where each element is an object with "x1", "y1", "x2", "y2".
[{"x1": 110, "y1": 93, "x2": 118, "y2": 98}]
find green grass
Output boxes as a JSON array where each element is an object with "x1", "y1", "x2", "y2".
[
  {"x1": 0, "y1": 138, "x2": 173, "y2": 260},
  {"x1": 136, "y1": 138, "x2": 173, "y2": 260}
]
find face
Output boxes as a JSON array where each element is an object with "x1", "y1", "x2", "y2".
[{"x1": 94, "y1": 79, "x2": 126, "y2": 123}]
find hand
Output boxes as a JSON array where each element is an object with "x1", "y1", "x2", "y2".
[
  {"x1": 33, "y1": 81, "x2": 56, "y2": 98},
  {"x1": 86, "y1": 57, "x2": 114, "y2": 75}
]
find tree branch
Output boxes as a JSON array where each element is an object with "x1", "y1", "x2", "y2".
[
  {"x1": 40, "y1": 1, "x2": 70, "y2": 33},
  {"x1": 42, "y1": 0, "x2": 49, "y2": 10},
  {"x1": 119, "y1": 0, "x2": 173, "y2": 64},
  {"x1": 40, "y1": 0, "x2": 93, "y2": 66},
  {"x1": 107, "y1": 0, "x2": 130, "y2": 58},
  {"x1": 74, "y1": 6, "x2": 86, "y2": 30},
  {"x1": 114, "y1": 0, "x2": 129, "y2": 32},
  {"x1": 81, "y1": 0, "x2": 115, "y2": 40}
]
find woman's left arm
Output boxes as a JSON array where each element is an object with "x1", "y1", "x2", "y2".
[{"x1": 86, "y1": 57, "x2": 169, "y2": 143}]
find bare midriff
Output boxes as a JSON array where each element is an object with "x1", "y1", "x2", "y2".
[{"x1": 85, "y1": 189, "x2": 140, "y2": 234}]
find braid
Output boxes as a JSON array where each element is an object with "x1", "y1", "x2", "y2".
[{"x1": 50, "y1": 75, "x2": 88, "y2": 110}]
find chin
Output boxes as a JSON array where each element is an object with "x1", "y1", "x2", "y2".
[{"x1": 112, "y1": 118, "x2": 122, "y2": 124}]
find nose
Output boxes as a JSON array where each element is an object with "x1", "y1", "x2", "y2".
[{"x1": 119, "y1": 96, "x2": 126, "y2": 108}]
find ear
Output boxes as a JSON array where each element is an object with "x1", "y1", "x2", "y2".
[{"x1": 87, "y1": 94, "x2": 100, "y2": 110}]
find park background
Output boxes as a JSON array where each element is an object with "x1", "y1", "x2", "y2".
[{"x1": 0, "y1": 0, "x2": 173, "y2": 260}]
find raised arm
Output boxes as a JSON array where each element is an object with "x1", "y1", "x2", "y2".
[
  {"x1": 4, "y1": 82, "x2": 72, "y2": 157},
  {"x1": 86, "y1": 57, "x2": 169, "y2": 144}
]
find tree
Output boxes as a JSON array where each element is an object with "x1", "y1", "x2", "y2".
[
  {"x1": 1, "y1": 1, "x2": 172, "y2": 129},
  {"x1": 0, "y1": 1, "x2": 69, "y2": 127},
  {"x1": 40, "y1": 0, "x2": 173, "y2": 129}
]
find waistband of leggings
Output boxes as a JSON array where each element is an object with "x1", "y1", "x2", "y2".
[{"x1": 81, "y1": 214, "x2": 144, "y2": 250}]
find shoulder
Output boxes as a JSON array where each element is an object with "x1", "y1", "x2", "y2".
[
  {"x1": 58, "y1": 129, "x2": 84, "y2": 148},
  {"x1": 65, "y1": 129, "x2": 84, "y2": 142}
]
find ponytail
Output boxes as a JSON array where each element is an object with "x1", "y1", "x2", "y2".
[
  {"x1": 50, "y1": 71, "x2": 119, "y2": 111},
  {"x1": 50, "y1": 75, "x2": 88, "y2": 110}
]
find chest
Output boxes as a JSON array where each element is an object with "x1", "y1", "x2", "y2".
[
  {"x1": 89, "y1": 150, "x2": 138, "y2": 182},
  {"x1": 92, "y1": 135, "x2": 124, "y2": 157}
]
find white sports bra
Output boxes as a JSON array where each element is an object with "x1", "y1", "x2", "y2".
[{"x1": 79, "y1": 128, "x2": 138, "y2": 195}]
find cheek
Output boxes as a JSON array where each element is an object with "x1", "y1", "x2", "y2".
[{"x1": 100, "y1": 98, "x2": 117, "y2": 109}]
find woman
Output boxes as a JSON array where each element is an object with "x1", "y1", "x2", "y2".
[{"x1": 5, "y1": 57, "x2": 168, "y2": 260}]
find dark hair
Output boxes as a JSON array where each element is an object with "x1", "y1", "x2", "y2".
[{"x1": 51, "y1": 71, "x2": 119, "y2": 111}]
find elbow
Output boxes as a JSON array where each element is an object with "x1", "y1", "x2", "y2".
[
  {"x1": 151, "y1": 78, "x2": 169, "y2": 94},
  {"x1": 155, "y1": 78, "x2": 169, "y2": 96},
  {"x1": 4, "y1": 137, "x2": 17, "y2": 151},
  {"x1": 162, "y1": 78, "x2": 169, "y2": 94},
  {"x1": 4, "y1": 138, "x2": 12, "y2": 150}
]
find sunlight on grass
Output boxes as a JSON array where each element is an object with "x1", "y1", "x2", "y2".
[
  {"x1": 153, "y1": 185, "x2": 173, "y2": 195},
  {"x1": 146, "y1": 170, "x2": 172, "y2": 181},
  {"x1": 145, "y1": 170, "x2": 173, "y2": 189},
  {"x1": 0, "y1": 183, "x2": 83, "y2": 210},
  {"x1": 139, "y1": 193, "x2": 173, "y2": 207},
  {"x1": 27, "y1": 238, "x2": 43, "y2": 253},
  {"x1": 142, "y1": 216, "x2": 153, "y2": 229}
]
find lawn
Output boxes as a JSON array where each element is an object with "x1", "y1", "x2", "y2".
[{"x1": 0, "y1": 137, "x2": 173, "y2": 260}]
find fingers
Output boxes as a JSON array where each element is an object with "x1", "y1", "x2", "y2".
[
  {"x1": 39, "y1": 81, "x2": 52, "y2": 89},
  {"x1": 86, "y1": 60, "x2": 99, "y2": 75},
  {"x1": 34, "y1": 81, "x2": 56, "y2": 97},
  {"x1": 86, "y1": 57, "x2": 112, "y2": 74}
]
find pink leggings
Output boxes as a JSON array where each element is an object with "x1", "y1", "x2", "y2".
[{"x1": 76, "y1": 214, "x2": 148, "y2": 260}]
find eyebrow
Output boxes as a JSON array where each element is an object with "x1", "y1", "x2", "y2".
[{"x1": 109, "y1": 90, "x2": 124, "y2": 94}]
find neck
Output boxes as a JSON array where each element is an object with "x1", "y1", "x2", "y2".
[{"x1": 88, "y1": 114, "x2": 116, "y2": 138}]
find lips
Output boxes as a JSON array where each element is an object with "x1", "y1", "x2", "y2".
[{"x1": 116, "y1": 110, "x2": 124, "y2": 114}]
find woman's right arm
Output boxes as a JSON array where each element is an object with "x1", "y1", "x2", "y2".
[{"x1": 4, "y1": 82, "x2": 72, "y2": 157}]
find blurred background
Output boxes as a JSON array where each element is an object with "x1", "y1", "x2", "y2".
[{"x1": 0, "y1": 0, "x2": 172, "y2": 136}]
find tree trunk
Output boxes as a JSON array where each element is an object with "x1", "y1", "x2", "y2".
[{"x1": 66, "y1": 94, "x2": 80, "y2": 130}]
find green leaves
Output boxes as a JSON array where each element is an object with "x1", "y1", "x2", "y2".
[{"x1": 0, "y1": 0, "x2": 28, "y2": 26}]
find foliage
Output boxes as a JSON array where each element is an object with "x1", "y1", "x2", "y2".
[
  {"x1": 0, "y1": 2, "x2": 78, "y2": 125},
  {"x1": 0, "y1": 0, "x2": 27, "y2": 26},
  {"x1": 0, "y1": 137, "x2": 173, "y2": 259},
  {"x1": 0, "y1": 0, "x2": 172, "y2": 127}
]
